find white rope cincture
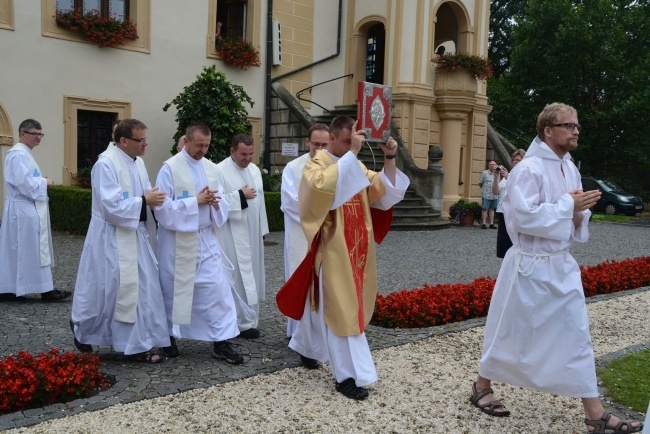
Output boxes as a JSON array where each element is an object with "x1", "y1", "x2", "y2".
[{"x1": 484, "y1": 248, "x2": 569, "y2": 356}]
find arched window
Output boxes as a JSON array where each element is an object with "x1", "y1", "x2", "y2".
[{"x1": 365, "y1": 23, "x2": 385, "y2": 84}]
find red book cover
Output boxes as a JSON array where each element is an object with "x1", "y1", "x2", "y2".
[{"x1": 357, "y1": 81, "x2": 392, "y2": 142}]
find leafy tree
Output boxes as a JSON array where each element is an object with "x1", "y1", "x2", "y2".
[
  {"x1": 488, "y1": 0, "x2": 650, "y2": 192},
  {"x1": 488, "y1": 0, "x2": 527, "y2": 78},
  {"x1": 163, "y1": 65, "x2": 255, "y2": 163}
]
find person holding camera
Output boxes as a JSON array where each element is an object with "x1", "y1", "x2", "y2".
[
  {"x1": 478, "y1": 161, "x2": 499, "y2": 229},
  {"x1": 492, "y1": 149, "x2": 526, "y2": 258}
]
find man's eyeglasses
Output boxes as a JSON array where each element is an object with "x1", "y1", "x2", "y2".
[
  {"x1": 124, "y1": 136, "x2": 148, "y2": 144},
  {"x1": 309, "y1": 141, "x2": 328, "y2": 148},
  {"x1": 553, "y1": 123, "x2": 581, "y2": 132},
  {"x1": 22, "y1": 131, "x2": 45, "y2": 138}
]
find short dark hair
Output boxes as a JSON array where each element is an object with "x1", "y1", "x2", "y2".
[
  {"x1": 185, "y1": 123, "x2": 211, "y2": 140},
  {"x1": 308, "y1": 123, "x2": 329, "y2": 140},
  {"x1": 231, "y1": 133, "x2": 253, "y2": 150},
  {"x1": 19, "y1": 119, "x2": 42, "y2": 133},
  {"x1": 329, "y1": 116, "x2": 355, "y2": 137},
  {"x1": 114, "y1": 119, "x2": 147, "y2": 143}
]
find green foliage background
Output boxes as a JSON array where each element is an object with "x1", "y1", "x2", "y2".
[
  {"x1": 488, "y1": 0, "x2": 650, "y2": 195},
  {"x1": 163, "y1": 65, "x2": 254, "y2": 163}
]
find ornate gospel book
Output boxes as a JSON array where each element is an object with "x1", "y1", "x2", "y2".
[{"x1": 357, "y1": 81, "x2": 392, "y2": 143}]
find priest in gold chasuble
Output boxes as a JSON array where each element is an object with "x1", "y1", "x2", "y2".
[{"x1": 278, "y1": 116, "x2": 409, "y2": 400}]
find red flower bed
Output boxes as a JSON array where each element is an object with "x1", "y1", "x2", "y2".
[
  {"x1": 371, "y1": 257, "x2": 650, "y2": 329},
  {"x1": 0, "y1": 349, "x2": 108, "y2": 414}
]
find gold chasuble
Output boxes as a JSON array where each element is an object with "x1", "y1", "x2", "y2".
[{"x1": 277, "y1": 151, "x2": 393, "y2": 337}]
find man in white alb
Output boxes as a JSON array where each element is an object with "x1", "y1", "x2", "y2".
[
  {"x1": 277, "y1": 116, "x2": 409, "y2": 400},
  {"x1": 0, "y1": 119, "x2": 71, "y2": 302},
  {"x1": 470, "y1": 103, "x2": 643, "y2": 433},
  {"x1": 280, "y1": 123, "x2": 328, "y2": 364},
  {"x1": 71, "y1": 119, "x2": 169, "y2": 363},
  {"x1": 216, "y1": 133, "x2": 269, "y2": 339},
  {"x1": 154, "y1": 124, "x2": 244, "y2": 364}
]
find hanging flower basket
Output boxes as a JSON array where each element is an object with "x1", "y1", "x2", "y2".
[
  {"x1": 55, "y1": 9, "x2": 138, "y2": 48},
  {"x1": 215, "y1": 36, "x2": 261, "y2": 70},
  {"x1": 432, "y1": 53, "x2": 493, "y2": 81}
]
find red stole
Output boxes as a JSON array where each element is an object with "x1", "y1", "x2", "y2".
[{"x1": 276, "y1": 199, "x2": 393, "y2": 322}]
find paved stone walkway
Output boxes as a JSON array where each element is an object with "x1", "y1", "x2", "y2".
[{"x1": 0, "y1": 222, "x2": 648, "y2": 429}]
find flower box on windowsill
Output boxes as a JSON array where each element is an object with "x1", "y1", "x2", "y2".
[
  {"x1": 215, "y1": 36, "x2": 261, "y2": 70},
  {"x1": 55, "y1": 9, "x2": 138, "y2": 48}
]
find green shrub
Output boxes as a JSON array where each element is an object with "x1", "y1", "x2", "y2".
[
  {"x1": 48, "y1": 185, "x2": 283, "y2": 235},
  {"x1": 163, "y1": 65, "x2": 254, "y2": 162},
  {"x1": 265, "y1": 192, "x2": 283, "y2": 232},
  {"x1": 48, "y1": 185, "x2": 92, "y2": 235}
]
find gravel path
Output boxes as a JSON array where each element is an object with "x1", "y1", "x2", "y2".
[{"x1": 8, "y1": 291, "x2": 649, "y2": 434}]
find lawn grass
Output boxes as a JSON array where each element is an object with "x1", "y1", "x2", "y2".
[
  {"x1": 598, "y1": 348, "x2": 650, "y2": 412},
  {"x1": 590, "y1": 213, "x2": 636, "y2": 223}
]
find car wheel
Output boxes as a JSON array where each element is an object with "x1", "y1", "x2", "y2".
[{"x1": 604, "y1": 203, "x2": 618, "y2": 215}]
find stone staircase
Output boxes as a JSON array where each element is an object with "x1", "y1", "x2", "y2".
[{"x1": 314, "y1": 105, "x2": 449, "y2": 231}]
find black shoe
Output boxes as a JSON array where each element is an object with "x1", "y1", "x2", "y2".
[
  {"x1": 238, "y1": 328, "x2": 260, "y2": 339},
  {"x1": 335, "y1": 378, "x2": 369, "y2": 400},
  {"x1": 481, "y1": 224, "x2": 488, "y2": 229},
  {"x1": 489, "y1": 224, "x2": 497, "y2": 229},
  {"x1": 161, "y1": 336, "x2": 180, "y2": 358},
  {"x1": 41, "y1": 289, "x2": 72, "y2": 302},
  {"x1": 212, "y1": 341, "x2": 244, "y2": 365},
  {"x1": 69, "y1": 319, "x2": 92, "y2": 353},
  {"x1": 299, "y1": 355, "x2": 320, "y2": 370},
  {"x1": 0, "y1": 293, "x2": 27, "y2": 302}
]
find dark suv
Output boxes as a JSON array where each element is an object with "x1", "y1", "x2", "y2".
[{"x1": 581, "y1": 176, "x2": 644, "y2": 215}]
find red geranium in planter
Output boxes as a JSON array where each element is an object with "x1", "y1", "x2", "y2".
[
  {"x1": 55, "y1": 8, "x2": 138, "y2": 48},
  {"x1": 216, "y1": 36, "x2": 261, "y2": 70}
]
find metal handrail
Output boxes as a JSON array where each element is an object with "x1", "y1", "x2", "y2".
[
  {"x1": 491, "y1": 122, "x2": 529, "y2": 146},
  {"x1": 295, "y1": 73, "x2": 354, "y2": 116}
]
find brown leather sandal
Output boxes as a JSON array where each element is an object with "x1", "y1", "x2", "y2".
[
  {"x1": 584, "y1": 410, "x2": 643, "y2": 434},
  {"x1": 126, "y1": 351, "x2": 163, "y2": 364},
  {"x1": 469, "y1": 382, "x2": 510, "y2": 417}
]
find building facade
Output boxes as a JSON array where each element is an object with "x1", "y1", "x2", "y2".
[{"x1": 0, "y1": 0, "x2": 490, "y2": 213}]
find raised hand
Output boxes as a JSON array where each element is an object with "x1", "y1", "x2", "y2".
[
  {"x1": 379, "y1": 136, "x2": 397, "y2": 158},
  {"x1": 350, "y1": 120, "x2": 367, "y2": 155}
]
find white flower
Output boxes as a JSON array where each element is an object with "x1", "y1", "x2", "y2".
[{"x1": 262, "y1": 168, "x2": 269, "y2": 175}]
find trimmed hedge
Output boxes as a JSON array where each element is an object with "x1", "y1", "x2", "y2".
[
  {"x1": 48, "y1": 185, "x2": 92, "y2": 235},
  {"x1": 264, "y1": 191, "x2": 283, "y2": 232},
  {"x1": 48, "y1": 186, "x2": 284, "y2": 235}
]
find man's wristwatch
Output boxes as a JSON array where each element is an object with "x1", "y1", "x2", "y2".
[{"x1": 385, "y1": 154, "x2": 397, "y2": 159}]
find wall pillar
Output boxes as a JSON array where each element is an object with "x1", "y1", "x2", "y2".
[{"x1": 438, "y1": 110, "x2": 470, "y2": 213}]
